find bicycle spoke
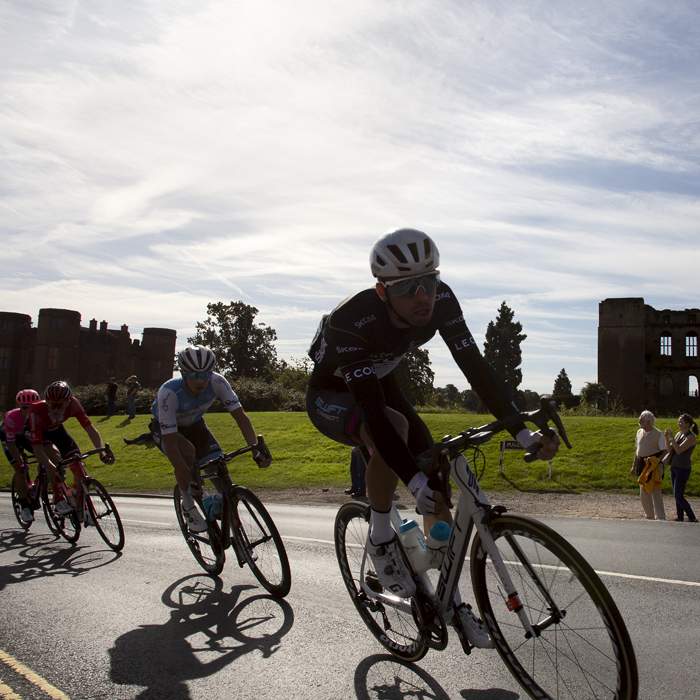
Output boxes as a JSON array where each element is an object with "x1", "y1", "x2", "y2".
[{"x1": 471, "y1": 515, "x2": 638, "y2": 700}]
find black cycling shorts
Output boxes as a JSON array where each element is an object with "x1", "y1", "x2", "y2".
[
  {"x1": 151, "y1": 418, "x2": 223, "y2": 467},
  {"x1": 41, "y1": 426, "x2": 80, "y2": 460},
  {"x1": 306, "y1": 373, "x2": 434, "y2": 458},
  {"x1": 1, "y1": 433, "x2": 35, "y2": 466}
]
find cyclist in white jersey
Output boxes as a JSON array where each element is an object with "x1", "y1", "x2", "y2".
[{"x1": 151, "y1": 345, "x2": 271, "y2": 532}]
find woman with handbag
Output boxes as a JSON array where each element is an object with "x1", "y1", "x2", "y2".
[{"x1": 664, "y1": 414, "x2": 699, "y2": 523}]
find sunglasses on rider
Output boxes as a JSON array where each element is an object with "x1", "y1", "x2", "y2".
[
  {"x1": 184, "y1": 370, "x2": 213, "y2": 381},
  {"x1": 47, "y1": 401, "x2": 68, "y2": 411},
  {"x1": 382, "y1": 273, "x2": 441, "y2": 298}
]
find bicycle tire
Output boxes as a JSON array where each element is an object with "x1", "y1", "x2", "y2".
[
  {"x1": 41, "y1": 482, "x2": 81, "y2": 544},
  {"x1": 471, "y1": 514, "x2": 638, "y2": 700},
  {"x1": 85, "y1": 478, "x2": 125, "y2": 552},
  {"x1": 173, "y1": 486, "x2": 225, "y2": 577},
  {"x1": 334, "y1": 501, "x2": 428, "y2": 662},
  {"x1": 40, "y1": 480, "x2": 60, "y2": 535},
  {"x1": 11, "y1": 473, "x2": 32, "y2": 530},
  {"x1": 231, "y1": 487, "x2": 291, "y2": 598}
]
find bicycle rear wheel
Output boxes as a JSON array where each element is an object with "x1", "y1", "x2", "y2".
[
  {"x1": 173, "y1": 486, "x2": 225, "y2": 577},
  {"x1": 41, "y1": 482, "x2": 81, "y2": 544},
  {"x1": 85, "y1": 479, "x2": 125, "y2": 552},
  {"x1": 11, "y1": 473, "x2": 32, "y2": 530},
  {"x1": 334, "y1": 501, "x2": 428, "y2": 662},
  {"x1": 231, "y1": 487, "x2": 291, "y2": 598},
  {"x1": 471, "y1": 514, "x2": 638, "y2": 700}
]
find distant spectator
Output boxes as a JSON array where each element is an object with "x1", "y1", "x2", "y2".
[
  {"x1": 630, "y1": 411, "x2": 666, "y2": 520},
  {"x1": 344, "y1": 446, "x2": 367, "y2": 498},
  {"x1": 126, "y1": 375, "x2": 140, "y2": 420},
  {"x1": 664, "y1": 414, "x2": 699, "y2": 523},
  {"x1": 107, "y1": 377, "x2": 118, "y2": 417},
  {"x1": 124, "y1": 417, "x2": 156, "y2": 446}
]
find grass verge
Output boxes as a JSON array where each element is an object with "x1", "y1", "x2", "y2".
[{"x1": 2, "y1": 412, "x2": 697, "y2": 497}]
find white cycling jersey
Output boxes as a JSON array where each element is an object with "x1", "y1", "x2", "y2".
[{"x1": 151, "y1": 372, "x2": 242, "y2": 435}]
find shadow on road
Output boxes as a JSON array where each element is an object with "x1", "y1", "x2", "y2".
[
  {"x1": 354, "y1": 654, "x2": 519, "y2": 700},
  {"x1": 109, "y1": 574, "x2": 294, "y2": 699},
  {"x1": 0, "y1": 529, "x2": 120, "y2": 590}
]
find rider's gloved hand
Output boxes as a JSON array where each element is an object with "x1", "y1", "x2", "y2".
[
  {"x1": 408, "y1": 472, "x2": 438, "y2": 516},
  {"x1": 516, "y1": 428, "x2": 560, "y2": 461},
  {"x1": 253, "y1": 452, "x2": 271, "y2": 468}
]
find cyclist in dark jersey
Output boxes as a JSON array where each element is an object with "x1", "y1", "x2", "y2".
[{"x1": 307, "y1": 228, "x2": 559, "y2": 648}]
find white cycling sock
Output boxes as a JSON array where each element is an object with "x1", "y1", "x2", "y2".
[
  {"x1": 181, "y1": 491, "x2": 195, "y2": 510},
  {"x1": 369, "y1": 508, "x2": 394, "y2": 545}
]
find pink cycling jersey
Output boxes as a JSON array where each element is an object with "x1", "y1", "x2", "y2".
[
  {"x1": 2, "y1": 408, "x2": 26, "y2": 442},
  {"x1": 28, "y1": 398, "x2": 92, "y2": 445}
]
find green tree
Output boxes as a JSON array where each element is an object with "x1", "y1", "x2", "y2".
[
  {"x1": 393, "y1": 348, "x2": 435, "y2": 406},
  {"x1": 433, "y1": 383, "x2": 460, "y2": 408},
  {"x1": 580, "y1": 382, "x2": 609, "y2": 409},
  {"x1": 553, "y1": 368, "x2": 573, "y2": 398},
  {"x1": 483, "y1": 301, "x2": 527, "y2": 395},
  {"x1": 188, "y1": 301, "x2": 279, "y2": 379}
]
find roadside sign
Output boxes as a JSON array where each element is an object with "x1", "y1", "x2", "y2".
[{"x1": 499, "y1": 440, "x2": 553, "y2": 477}]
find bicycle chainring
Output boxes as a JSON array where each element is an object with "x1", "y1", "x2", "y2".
[{"x1": 411, "y1": 590, "x2": 448, "y2": 650}]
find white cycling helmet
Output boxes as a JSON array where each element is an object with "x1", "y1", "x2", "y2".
[
  {"x1": 177, "y1": 345, "x2": 216, "y2": 373},
  {"x1": 370, "y1": 228, "x2": 440, "y2": 279}
]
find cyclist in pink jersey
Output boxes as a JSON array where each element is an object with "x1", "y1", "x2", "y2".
[
  {"x1": 28, "y1": 381, "x2": 115, "y2": 515},
  {"x1": 1, "y1": 389, "x2": 41, "y2": 522}
]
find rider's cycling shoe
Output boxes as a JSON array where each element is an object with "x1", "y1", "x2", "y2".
[
  {"x1": 367, "y1": 536, "x2": 416, "y2": 598},
  {"x1": 452, "y1": 603, "x2": 494, "y2": 649},
  {"x1": 182, "y1": 505, "x2": 208, "y2": 533},
  {"x1": 55, "y1": 499, "x2": 74, "y2": 516},
  {"x1": 20, "y1": 507, "x2": 34, "y2": 522}
]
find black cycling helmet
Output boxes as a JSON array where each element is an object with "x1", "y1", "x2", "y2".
[
  {"x1": 177, "y1": 345, "x2": 216, "y2": 373},
  {"x1": 44, "y1": 381, "x2": 72, "y2": 403}
]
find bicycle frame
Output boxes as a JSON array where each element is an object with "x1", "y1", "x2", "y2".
[
  {"x1": 192, "y1": 439, "x2": 271, "y2": 566},
  {"x1": 196, "y1": 457, "x2": 247, "y2": 564},
  {"x1": 358, "y1": 453, "x2": 532, "y2": 632}
]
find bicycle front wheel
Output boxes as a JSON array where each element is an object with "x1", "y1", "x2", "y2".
[
  {"x1": 41, "y1": 483, "x2": 81, "y2": 544},
  {"x1": 471, "y1": 514, "x2": 638, "y2": 700},
  {"x1": 11, "y1": 473, "x2": 32, "y2": 530},
  {"x1": 231, "y1": 487, "x2": 291, "y2": 598},
  {"x1": 173, "y1": 486, "x2": 225, "y2": 577},
  {"x1": 334, "y1": 501, "x2": 428, "y2": 662},
  {"x1": 85, "y1": 479, "x2": 125, "y2": 552}
]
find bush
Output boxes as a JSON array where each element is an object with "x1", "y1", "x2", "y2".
[
  {"x1": 224, "y1": 376, "x2": 306, "y2": 412},
  {"x1": 71, "y1": 375, "x2": 307, "y2": 416}
]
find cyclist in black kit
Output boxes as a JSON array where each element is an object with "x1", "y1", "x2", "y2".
[{"x1": 307, "y1": 228, "x2": 559, "y2": 648}]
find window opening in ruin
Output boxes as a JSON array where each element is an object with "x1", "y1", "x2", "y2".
[
  {"x1": 686, "y1": 333, "x2": 698, "y2": 358},
  {"x1": 689, "y1": 376, "x2": 699, "y2": 398},
  {"x1": 660, "y1": 333, "x2": 672, "y2": 356}
]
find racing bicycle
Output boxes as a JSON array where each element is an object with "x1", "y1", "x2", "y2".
[
  {"x1": 44, "y1": 446, "x2": 125, "y2": 552},
  {"x1": 334, "y1": 397, "x2": 638, "y2": 700},
  {"x1": 173, "y1": 436, "x2": 291, "y2": 598}
]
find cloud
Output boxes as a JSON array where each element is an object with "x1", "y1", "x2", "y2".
[{"x1": 2, "y1": 0, "x2": 700, "y2": 394}]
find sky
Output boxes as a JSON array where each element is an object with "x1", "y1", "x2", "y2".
[{"x1": 1, "y1": 0, "x2": 699, "y2": 395}]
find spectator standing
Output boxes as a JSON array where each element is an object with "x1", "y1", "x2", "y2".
[
  {"x1": 107, "y1": 378, "x2": 119, "y2": 417},
  {"x1": 630, "y1": 411, "x2": 666, "y2": 520},
  {"x1": 344, "y1": 446, "x2": 367, "y2": 498},
  {"x1": 126, "y1": 375, "x2": 140, "y2": 420},
  {"x1": 664, "y1": 414, "x2": 699, "y2": 523}
]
